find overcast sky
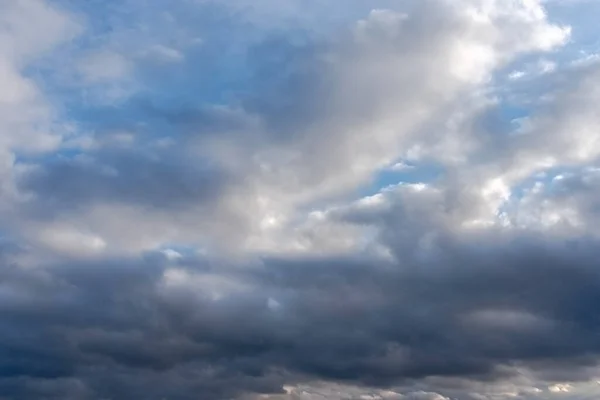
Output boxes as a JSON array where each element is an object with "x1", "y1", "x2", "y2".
[{"x1": 2, "y1": 0, "x2": 600, "y2": 399}]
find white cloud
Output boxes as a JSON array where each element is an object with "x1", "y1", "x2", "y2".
[
  {"x1": 0, "y1": 0, "x2": 81, "y2": 63},
  {"x1": 0, "y1": 0, "x2": 80, "y2": 154},
  {"x1": 388, "y1": 162, "x2": 414, "y2": 172},
  {"x1": 77, "y1": 50, "x2": 132, "y2": 82},
  {"x1": 549, "y1": 383, "x2": 572, "y2": 393},
  {"x1": 169, "y1": 0, "x2": 570, "y2": 255},
  {"x1": 139, "y1": 44, "x2": 184, "y2": 63},
  {"x1": 36, "y1": 225, "x2": 107, "y2": 257},
  {"x1": 0, "y1": 0, "x2": 81, "y2": 209}
]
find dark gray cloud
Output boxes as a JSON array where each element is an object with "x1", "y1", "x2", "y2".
[
  {"x1": 17, "y1": 148, "x2": 230, "y2": 216},
  {"x1": 0, "y1": 225, "x2": 599, "y2": 398}
]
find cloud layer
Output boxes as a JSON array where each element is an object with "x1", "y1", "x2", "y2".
[{"x1": 1, "y1": 0, "x2": 600, "y2": 399}]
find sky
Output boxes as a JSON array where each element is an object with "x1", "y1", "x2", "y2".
[{"x1": 2, "y1": 0, "x2": 600, "y2": 399}]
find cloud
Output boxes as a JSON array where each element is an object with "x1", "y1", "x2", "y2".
[
  {"x1": 232, "y1": 0, "x2": 569, "y2": 201},
  {"x1": 0, "y1": 0, "x2": 81, "y2": 165},
  {"x1": 0, "y1": 0, "x2": 81, "y2": 63},
  {"x1": 0, "y1": 0, "x2": 600, "y2": 399},
  {"x1": 77, "y1": 50, "x2": 132, "y2": 83},
  {"x1": 139, "y1": 44, "x2": 185, "y2": 64},
  {"x1": 2, "y1": 206, "x2": 600, "y2": 398}
]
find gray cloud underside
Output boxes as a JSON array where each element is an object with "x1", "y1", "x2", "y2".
[{"x1": 2, "y1": 219, "x2": 600, "y2": 399}]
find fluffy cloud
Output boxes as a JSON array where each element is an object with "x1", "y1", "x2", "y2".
[{"x1": 0, "y1": 0, "x2": 80, "y2": 160}]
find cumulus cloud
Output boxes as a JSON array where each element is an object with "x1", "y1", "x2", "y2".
[
  {"x1": 0, "y1": 0, "x2": 80, "y2": 162},
  {"x1": 1, "y1": 0, "x2": 600, "y2": 399}
]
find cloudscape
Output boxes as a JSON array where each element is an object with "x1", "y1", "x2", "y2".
[{"x1": 2, "y1": 0, "x2": 600, "y2": 399}]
